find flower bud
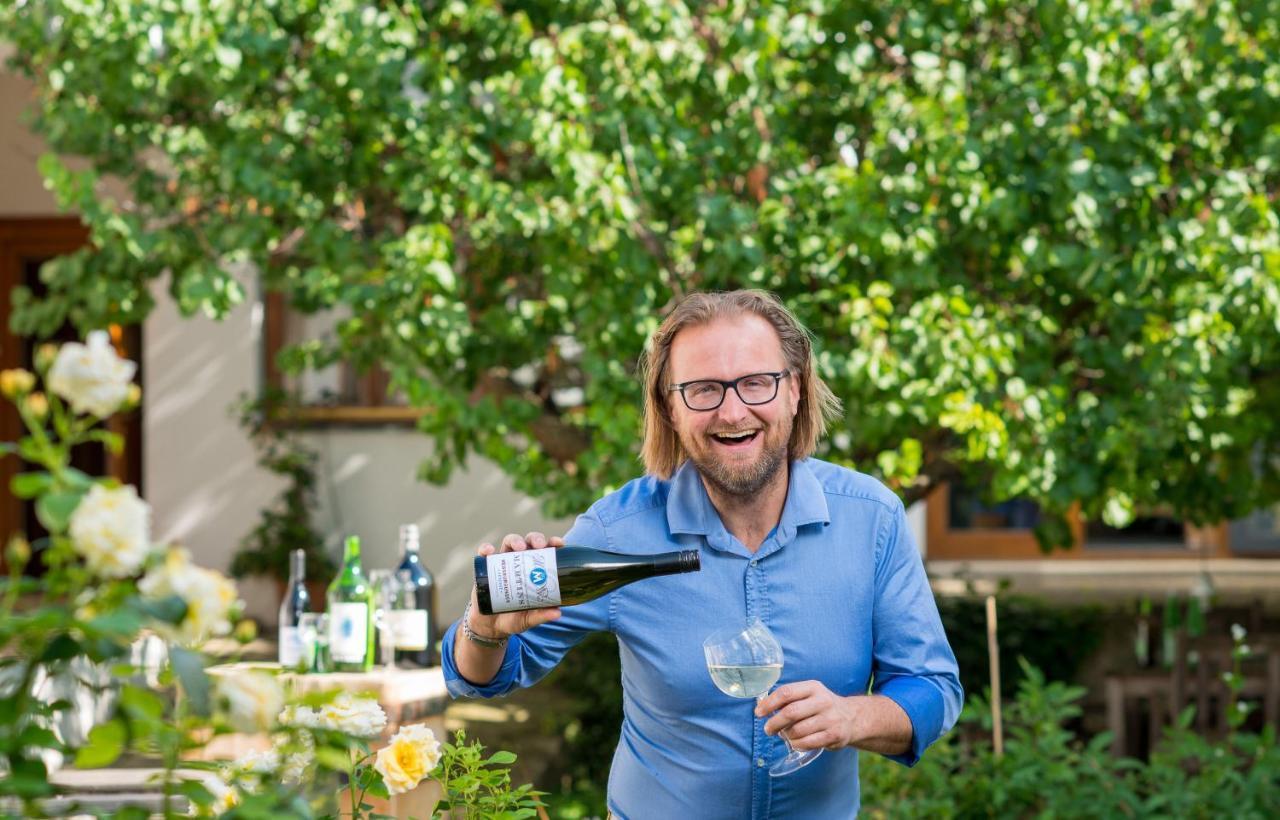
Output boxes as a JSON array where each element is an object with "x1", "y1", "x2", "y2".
[
  {"x1": 233, "y1": 618, "x2": 258, "y2": 645},
  {"x1": 5, "y1": 535, "x2": 31, "y2": 570},
  {"x1": 23, "y1": 392, "x2": 49, "y2": 420},
  {"x1": 34, "y1": 344, "x2": 58, "y2": 374},
  {"x1": 124, "y1": 383, "x2": 143, "y2": 409},
  {"x1": 0, "y1": 368, "x2": 35, "y2": 398}
]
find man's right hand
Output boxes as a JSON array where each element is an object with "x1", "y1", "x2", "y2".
[{"x1": 466, "y1": 531, "x2": 566, "y2": 643}]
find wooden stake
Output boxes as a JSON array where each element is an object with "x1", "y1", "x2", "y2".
[{"x1": 987, "y1": 595, "x2": 1004, "y2": 757}]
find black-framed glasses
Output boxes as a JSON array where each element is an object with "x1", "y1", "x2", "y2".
[{"x1": 667, "y1": 371, "x2": 791, "y2": 412}]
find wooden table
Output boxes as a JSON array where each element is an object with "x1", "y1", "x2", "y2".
[{"x1": 204, "y1": 664, "x2": 449, "y2": 817}]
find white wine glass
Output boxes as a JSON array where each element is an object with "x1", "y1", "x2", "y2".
[{"x1": 703, "y1": 619, "x2": 823, "y2": 776}]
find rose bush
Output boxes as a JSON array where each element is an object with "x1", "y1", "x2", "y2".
[{"x1": 0, "y1": 334, "x2": 542, "y2": 818}]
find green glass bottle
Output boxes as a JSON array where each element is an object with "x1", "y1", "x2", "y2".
[{"x1": 327, "y1": 535, "x2": 374, "y2": 672}]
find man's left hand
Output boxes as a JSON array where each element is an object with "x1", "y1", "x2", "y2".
[{"x1": 754, "y1": 681, "x2": 859, "y2": 751}]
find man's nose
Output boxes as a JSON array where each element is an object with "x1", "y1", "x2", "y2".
[{"x1": 716, "y1": 386, "x2": 753, "y2": 422}]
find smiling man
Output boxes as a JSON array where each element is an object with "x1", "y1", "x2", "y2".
[{"x1": 443, "y1": 290, "x2": 962, "y2": 819}]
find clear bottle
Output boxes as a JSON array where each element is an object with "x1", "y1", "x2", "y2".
[
  {"x1": 392, "y1": 524, "x2": 437, "y2": 667},
  {"x1": 368, "y1": 568, "x2": 397, "y2": 670},
  {"x1": 474, "y1": 545, "x2": 701, "y2": 615},
  {"x1": 278, "y1": 549, "x2": 310, "y2": 671},
  {"x1": 327, "y1": 535, "x2": 374, "y2": 672}
]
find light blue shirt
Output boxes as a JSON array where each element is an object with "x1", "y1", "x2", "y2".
[{"x1": 442, "y1": 458, "x2": 963, "y2": 819}]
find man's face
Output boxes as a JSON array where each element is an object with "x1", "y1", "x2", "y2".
[{"x1": 666, "y1": 314, "x2": 801, "y2": 499}]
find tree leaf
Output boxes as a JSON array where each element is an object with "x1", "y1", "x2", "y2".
[
  {"x1": 134, "y1": 593, "x2": 188, "y2": 625},
  {"x1": 35, "y1": 490, "x2": 84, "y2": 533},
  {"x1": 170, "y1": 645, "x2": 211, "y2": 716},
  {"x1": 10, "y1": 471, "x2": 52, "y2": 499},
  {"x1": 39, "y1": 632, "x2": 81, "y2": 663},
  {"x1": 74, "y1": 718, "x2": 126, "y2": 768}
]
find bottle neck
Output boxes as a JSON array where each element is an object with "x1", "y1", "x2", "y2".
[
  {"x1": 288, "y1": 550, "x2": 306, "y2": 582},
  {"x1": 342, "y1": 537, "x2": 363, "y2": 570},
  {"x1": 651, "y1": 550, "x2": 701, "y2": 576},
  {"x1": 399, "y1": 525, "x2": 420, "y2": 559}
]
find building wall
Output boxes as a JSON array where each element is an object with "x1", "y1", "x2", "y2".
[
  {"x1": 0, "y1": 67, "x2": 60, "y2": 216},
  {"x1": 144, "y1": 274, "x2": 575, "y2": 625}
]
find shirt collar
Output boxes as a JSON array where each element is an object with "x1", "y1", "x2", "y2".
[{"x1": 666, "y1": 458, "x2": 831, "y2": 549}]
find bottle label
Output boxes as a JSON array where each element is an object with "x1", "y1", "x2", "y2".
[
  {"x1": 329, "y1": 602, "x2": 369, "y2": 663},
  {"x1": 389, "y1": 609, "x2": 429, "y2": 650},
  {"x1": 485, "y1": 549, "x2": 562, "y2": 613},
  {"x1": 279, "y1": 626, "x2": 302, "y2": 667}
]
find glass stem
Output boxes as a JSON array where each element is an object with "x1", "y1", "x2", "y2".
[{"x1": 756, "y1": 694, "x2": 800, "y2": 753}]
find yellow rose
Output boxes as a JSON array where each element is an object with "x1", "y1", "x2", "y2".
[{"x1": 373, "y1": 724, "x2": 441, "y2": 796}]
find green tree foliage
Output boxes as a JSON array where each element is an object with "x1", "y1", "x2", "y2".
[{"x1": 3, "y1": 1, "x2": 1279, "y2": 543}]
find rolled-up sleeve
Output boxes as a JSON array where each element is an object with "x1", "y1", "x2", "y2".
[
  {"x1": 869, "y1": 500, "x2": 963, "y2": 766},
  {"x1": 442, "y1": 511, "x2": 613, "y2": 699}
]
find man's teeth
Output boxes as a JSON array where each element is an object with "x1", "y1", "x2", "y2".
[{"x1": 716, "y1": 431, "x2": 756, "y2": 441}]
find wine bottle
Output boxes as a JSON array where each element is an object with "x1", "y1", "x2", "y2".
[
  {"x1": 474, "y1": 545, "x2": 701, "y2": 615},
  {"x1": 327, "y1": 535, "x2": 374, "y2": 672},
  {"x1": 392, "y1": 524, "x2": 437, "y2": 667},
  {"x1": 278, "y1": 549, "x2": 310, "y2": 670}
]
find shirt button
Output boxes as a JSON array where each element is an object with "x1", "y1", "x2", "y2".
[
  {"x1": 757, "y1": 757, "x2": 766, "y2": 767},
  {"x1": 750, "y1": 560, "x2": 757, "y2": 567}
]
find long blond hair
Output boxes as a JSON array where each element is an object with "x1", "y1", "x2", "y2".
[{"x1": 638, "y1": 290, "x2": 842, "y2": 478}]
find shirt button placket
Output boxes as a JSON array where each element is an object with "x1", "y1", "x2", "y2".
[{"x1": 745, "y1": 557, "x2": 767, "y2": 819}]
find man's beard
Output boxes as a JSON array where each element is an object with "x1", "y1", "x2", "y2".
[{"x1": 683, "y1": 421, "x2": 793, "y2": 500}]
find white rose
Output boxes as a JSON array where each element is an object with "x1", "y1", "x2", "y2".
[
  {"x1": 279, "y1": 731, "x2": 314, "y2": 784},
  {"x1": 139, "y1": 547, "x2": 240, "y2": 644},
  {"x1": 278, "y1": 703, "x2": 322, "y2": 729},
  {"x1": 217, "y1": 671, "x2": 285, "y2": 734},
  {"x1": 374, "y1": 723, "x2": 442, "y2": 795},
  {"x1": 318, "y1": 693, "x2": 387, "y2": 737},
  {"x1": 194, "y1": 775, "x2": 238, "y2": 816},
  {"x1": 47, "y1": 330, "x2": 136, "y2": 418},
  {"x1": 230, "y1": 746, "x2": 280, "y2": 775},
  {"x1": 228, "y1": 732, "x2": 313, "y2": 785},
  {"x1": 68, "y1": 483, "x2": 151, "y2": 578}
]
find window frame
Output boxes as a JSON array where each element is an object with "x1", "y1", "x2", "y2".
[
  {"x1": 925, "y1": 481, "x2": 1230, "y2": 560},
  {"x1": 0, "y1": 218, "x2": 143, "y2": 570},
  {"x1": 262, "y1": 291, "x2": 423, "y2": 424}
]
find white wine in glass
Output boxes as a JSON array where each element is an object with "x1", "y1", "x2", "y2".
[{"x1": 703, "y1": 619, "x2": 823, "y2": 776}]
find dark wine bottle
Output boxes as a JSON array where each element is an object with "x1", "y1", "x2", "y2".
[
  {"x1": 392, "y1": 524, "x2": 438, "y2": 667},
  {"x1": 278, "y1": 549, "x2": 310, "y2": 670},
  {"x1": 474, "y1": 545, "x2": 701, "y2": 615}
]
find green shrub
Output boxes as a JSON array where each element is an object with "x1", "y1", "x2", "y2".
[{"x1": 861, "y1": 660, "x2": 1280, "y2": 819}]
